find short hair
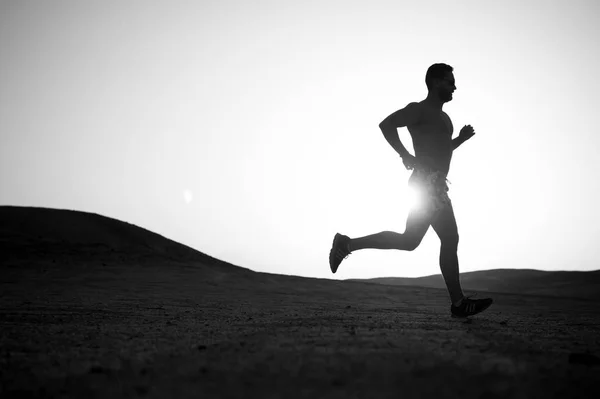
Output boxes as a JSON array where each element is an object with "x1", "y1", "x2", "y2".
[{"x1": 425, "y1": 63, "x2": 453, "y2": 90}]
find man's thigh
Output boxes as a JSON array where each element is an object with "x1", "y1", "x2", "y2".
[
  {"x1": 431, "y1": 203, "x2": 458, "y2": 242},
  {"x1": 404, "y1": 205, "x2": 433, "y2": 240}
]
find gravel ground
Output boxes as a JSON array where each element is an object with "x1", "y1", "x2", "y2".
[{"x1": 1, "y1": 257, "x2": 599, "y2": 398}]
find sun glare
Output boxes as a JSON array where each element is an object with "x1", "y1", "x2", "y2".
[{"x1": 406, "y1": 185, "x2": 423, "y2": 212}]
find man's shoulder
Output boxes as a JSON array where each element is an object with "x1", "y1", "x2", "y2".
[
  {"x1": 400, "y1": 102, "x2": 425, "y2": 125},
  {"x1": 401, "y1": 101, "x2": 425, "y2": 116},
  {"x1": 405, "y1": 101, "x2": 424, "y2": 109}
]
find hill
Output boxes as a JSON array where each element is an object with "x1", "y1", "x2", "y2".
[
  {"x1": 0, "y1": 205, "x2": 250, "y2": 276},
  {"x1": 1, "y1": 205, "x2": 210, "y2": 260},
  {"x1": 0, "y1": 205, "x2": 385, "y2": 297},
  {"x1": 2, "y1": 205, "x2": 598, "y2": 300},
  {"x1": 349, "y1": 268, "x2": 600, "y2": 300}
]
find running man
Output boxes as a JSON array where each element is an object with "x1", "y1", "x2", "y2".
[{"x1": 329, "y1": 63, "x2": 493, "y2": 318}]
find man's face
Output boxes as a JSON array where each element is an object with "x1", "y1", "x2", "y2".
[{"x1": 437, "y1": 72, "x2": 456, "y2": 103}]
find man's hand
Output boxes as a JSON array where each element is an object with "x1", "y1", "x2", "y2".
[
  {"x1": 459, "y1": 124, "x2": 476, "y2": 141},
  {"x1": 402, "y1": 154, "x2": 436, "y2": 170},
  {"x1": 402, "y1": 153, "x2": 418, "y2": 170}
]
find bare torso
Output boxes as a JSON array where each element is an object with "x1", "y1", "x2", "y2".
[{"x1": 407, "y1": 101, "x2": 454, "y2": 176}]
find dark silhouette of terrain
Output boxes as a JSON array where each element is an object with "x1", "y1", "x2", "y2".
[
  {"x1": 350, "y1": 269, "x2": 600, "y2": 301},
  {"x1": 1, "y1": 206, "x2": 599, "y2": 398},
  {"x1": 1, "y1": 205, "x2": 235, "y2": 266}
]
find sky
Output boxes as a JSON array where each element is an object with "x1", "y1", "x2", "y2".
[{"x1": 1, "y1": 0, "x2": 600, "y2": 279}]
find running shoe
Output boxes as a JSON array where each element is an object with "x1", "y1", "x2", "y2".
[
  {"x1": 450, "y1": 295, "x2": 493, "y2": 318},
  {"x1": 329, "y1": 233, "x2": 350, "y2": 274}
]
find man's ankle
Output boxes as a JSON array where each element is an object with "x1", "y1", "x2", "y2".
[{"x1": 452, "y1": 296, "x2": 464, "y2": 307}]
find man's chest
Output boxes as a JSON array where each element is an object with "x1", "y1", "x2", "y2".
[
  {"x1": 424, "y1": 110, "x2": 453, "y2": 135},
  {"x1": 411, "y1": 111, "x2": 454, "y2": 138}
]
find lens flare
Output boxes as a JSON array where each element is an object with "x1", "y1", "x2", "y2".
[{"x1": 407, "y1": 185, "x2": 423, "y2": 211}]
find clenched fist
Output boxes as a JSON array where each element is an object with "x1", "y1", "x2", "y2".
[{"x1": 459, "y1": 125, "x2": 475, "y2": 141}]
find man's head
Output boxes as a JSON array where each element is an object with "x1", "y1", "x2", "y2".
[{"x1": 425, "y1": 63, "x2": 455, "y2": 103}]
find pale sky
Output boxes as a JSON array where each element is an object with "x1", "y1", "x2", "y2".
[{"x1": 2, "y1": 0, "x2": 600, "y2": 279}]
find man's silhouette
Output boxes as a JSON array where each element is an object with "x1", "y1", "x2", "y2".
[{"x1": 329, "y1": 63, "x2": 493, "y2": 318}]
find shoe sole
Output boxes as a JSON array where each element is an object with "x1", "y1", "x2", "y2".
[{"x1": 329, "y1": 233, "x2": 342, "y2": 274}]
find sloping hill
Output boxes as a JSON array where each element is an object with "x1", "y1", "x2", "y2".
[
  {"x1": 350, "y1": 268, "x2": 600, "y2": 300},
  {"x1": 0, "y1": 205, "x2": 446, "y2": 308},
  {"x1": 0, "y1": 206, "x2": 246, "y2": 274},
  {"x1": 2, "y1": 206, "x2": 598, "y2": 301}
]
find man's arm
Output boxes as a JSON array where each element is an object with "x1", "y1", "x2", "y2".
[
  {"x1": 452, "y1": 136, "x2": 467, "y2": 150},
  {"x1": 452, "y1": 124, "x2": 475, "y2": 150},
  {"x1": 378, "y1": 102, "x2": 421, "y2": 158}
]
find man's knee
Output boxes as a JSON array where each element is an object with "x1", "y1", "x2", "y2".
[
  {"x1": 404, "y1": 234, "x2": 424, "y2": 251},
  {"x1": 441, "y1": 233, "x2": 459, "y2": 249},
  {"x1": 381, "y1": 230, "x2": 423, "y2": 251}
]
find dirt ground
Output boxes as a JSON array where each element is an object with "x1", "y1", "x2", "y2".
[{"x1": 1, "y1": 256, "x2": 599, "y2": 398}]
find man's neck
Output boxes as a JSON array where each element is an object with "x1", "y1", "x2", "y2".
[{"x1": 423, "y1": 93, "x2": 444, "y2": 111}]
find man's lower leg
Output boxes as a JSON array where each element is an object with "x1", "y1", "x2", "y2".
[
  {"x1": 348, "y1": 231, "x2": 419, "y2": 252},
  {"x1": 438, "y1": 242, "x2": 464, "y2": 305}
]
